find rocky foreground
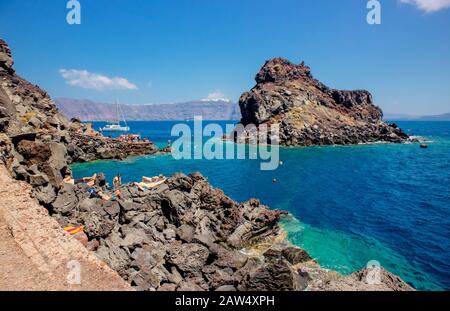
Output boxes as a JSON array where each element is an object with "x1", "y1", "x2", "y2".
[
  {"x1": 235, "y1": 58, "x2": 410, "y2": 146},
  {"x1": 0, "y1": 38, "x2": 414, "y2": 291},
  {"x1": 49, "y1": 172, "x2": 413, "y2": 291}
]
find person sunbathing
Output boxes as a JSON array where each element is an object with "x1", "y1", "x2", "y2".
[
  {"x1": 114, "y1": 189, "x2": 122, "y2": 200},
  {"x1": 113, "y1": 173, "x2": 122, "y2": 189},
  {"x1": 88, "y1": 189, "x2": 111, "y2": 201},
  {"x1": 142, "y1": 174, "x2": 164, "y2": 183},
  {"x1": 64, "y1": 173, "x2": 97, "y2": 187},
  {"x1": 132, "y1": 175, "x2": 167, "y2": 191},
  {"x1": 97, "y1": 190, "x2": 112, "y2": 201}
]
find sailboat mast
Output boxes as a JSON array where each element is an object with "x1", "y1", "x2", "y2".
[
  {"x1": 116, "y1": 99, "x2": 129, "y2": 132},
  {"x1": 116, "y1": 99, "x2": 120, "y2": 125}
]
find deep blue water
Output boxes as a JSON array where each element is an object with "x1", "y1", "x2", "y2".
[{"x1": 72, "y1": 121, "x2": 450, "y2": 290}]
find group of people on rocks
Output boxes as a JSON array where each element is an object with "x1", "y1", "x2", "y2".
[
  {"x1": 63, "y1": 170, "x2": 167, "y2": 202},
  {"x1": 117, "y1": 134, "x2": 150, "y2": 144}
]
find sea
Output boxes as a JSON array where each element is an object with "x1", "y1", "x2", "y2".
[{"x1": 72, "y1": 120, "x2": 450, "y2": 291}]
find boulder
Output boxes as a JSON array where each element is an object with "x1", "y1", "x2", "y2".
[
  {"x1": 52, "y1": 183, "x2": 78, "y2": 215},
  {"x1": 163, "y1": 228, "x2": 176, "y2": 241},
  {"x1": 130, "y1": 268, "x2": 160, "y2": 291},
  {"x1": 29, "y1": 173, "x2": 49, "y2": 187},
  {"x1": 214, "y1": 247, "x2": 248, "y2": 270},
  {"x1": 46, "y1": 142, "x2": 68, "y2": 184},
  {"x1": 238, "y1": 260, "x2": 298, "y2": 291},
  {"x1": 82, "y1": 212, "x2": 116, "y2": 238},
  {"x1": 121, "y1": 229, "x2": 152, "y2": 251},
  {"x1": 96, "y1": 243, "x2": 131, "y2": 276},
  {"x1": 176, "y1": 224, "x2": 195, "y2": 242},
  {"x1": 32, "y1": 184, "x2": 56, "y2": 205},
  {"x1": 167, "y1": 266, "x2": 183, "y2": 285},
  {"x1": 86, "y1": 239, "x2": 100, "y2": 251},
  {"x1": 131, "y1": 248, "x2": 158, "y2": 270},
  {"x1": 206, "y1": 268, "x2": 234, "y2": 289},
  {"x1": 167, "y1": 243, "x2": 210, "y2": 272},
  {"x1": 227, "y1": 223, "x2": 253, "y2": 248},
  {"x1": 282, "y1": 247, "x2": 313, "y2": 265}
]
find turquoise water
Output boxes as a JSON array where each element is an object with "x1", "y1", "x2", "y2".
[{"x1": 73, "y1": 121, "x2": 450, "y2": 290}]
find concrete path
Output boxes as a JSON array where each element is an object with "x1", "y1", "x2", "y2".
[{"x1": 0, "y1": 164, "x2": 131, "y2": 291}]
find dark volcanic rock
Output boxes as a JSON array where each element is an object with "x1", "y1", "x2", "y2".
[
  {"x1": 235, "y1": 58, "x2": 409, "y2": 146},
  {"x1": 46, "y1": 171, "x2": 304, "y2": 291},
  {"x1": 66, "y1": 131, "x2": 159, "y2": 163},
  {"x1": 282, "y1": 247, "x2": 312, "y2": 265},
  {"x1": 0, "y1": 39, "x2": 14, "y2": 72},
  {"x1": 237, "y1": 259, "x2": 300, "y2": 291},
  {"x1": 167, "y1": 243, "x2": 210, "y2": 272}
]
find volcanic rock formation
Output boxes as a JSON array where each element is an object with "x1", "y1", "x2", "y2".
[{"x1": 236, "y1": 58, "x2": 409, "y2": 146}]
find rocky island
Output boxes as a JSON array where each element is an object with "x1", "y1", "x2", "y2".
[
  {"x1": 0, "y1": 38, "x2": 413, "y2": 291},
  {"x1": 236, "y1": 58, "x2": 409, "y2": 146}
]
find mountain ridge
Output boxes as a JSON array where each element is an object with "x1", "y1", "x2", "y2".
[
  {"x1": 384, "y1": 112, "x2": 450, "y2": 121},
  {"x1": 55, "y1": 98, "x2": 240, "y2": 121}
]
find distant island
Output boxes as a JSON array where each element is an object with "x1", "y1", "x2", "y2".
[
  {"x1": 55, "y1": 98, "x2": 241, "y2": 121},
  {"x1": 384, "y1": 113, "x2": 450, "y2": 121}
]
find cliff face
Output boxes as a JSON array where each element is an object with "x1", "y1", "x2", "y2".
[
  {"x1": 0, "y1": 40, "x2": 70, "y2": 137},
  {"x1": 237, "y1": 58, "x2": 409, "y2": 146}
]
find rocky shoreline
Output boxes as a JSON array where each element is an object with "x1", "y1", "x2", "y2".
[
  {"x1": 0, "y1": 38, "x2": 414, "y2": 291},
  {"x1": 33, "y1": 169, "x2": 415, "y2": 291}
]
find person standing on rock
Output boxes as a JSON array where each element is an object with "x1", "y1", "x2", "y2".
[{"x1": 113, "y1": 173, "x2": 122, "y2": 189}]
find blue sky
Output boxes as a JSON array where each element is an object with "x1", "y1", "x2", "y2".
[{"x1": 0, "y1": 0, "x2": 449, "y2": 115}]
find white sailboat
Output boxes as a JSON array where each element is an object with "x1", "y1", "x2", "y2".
[{"x1": 100, "y1": 100, "x2": 130, "y2": 132}]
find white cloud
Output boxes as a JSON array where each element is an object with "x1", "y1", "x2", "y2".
[
  {"x1": 400, "y1": 0, "x2": 450, "y2": 12},
  {"x1": 202, "y1": 91, "x2": 230, "y2": 102},
  {"x1": 59, "y1": 69, "x2": 138, "y2": 91}
]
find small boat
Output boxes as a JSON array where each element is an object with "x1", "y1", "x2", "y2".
[
  {"x1": 101, "y1": 123, "x2": 130, "y2": 132},
  {"x1": 101, "y1": 100, "x2": 130, "y2": 132}
]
